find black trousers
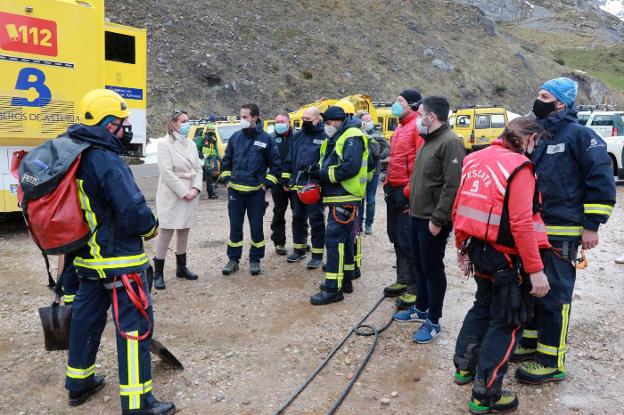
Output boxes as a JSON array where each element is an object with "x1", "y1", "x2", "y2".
[
  {"x1": 518, "y1": 240, "x2": 578, "y2": 371},
  {"x1": 411, "y1": 217, "x2": 452, "y2": 323},
  {"x1": 454, "y1": 276, "x2": 522, "y2": 397},
  {"x1": 270, "y1": 186, "x2": 291, "y2": 247},
  {"x1": 291, "y1": 194, "x2": 325, "y2": 257},
  {"x1": 385, "y1": 185, "x2": 416, "y2": 292}
]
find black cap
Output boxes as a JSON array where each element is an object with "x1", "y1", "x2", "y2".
[
  {"x1": 321, "y1": 106, "x2": 346, "y2": 121},
  {"x1": 399, "y1": 89, "x2": 422, "y2": 109}
]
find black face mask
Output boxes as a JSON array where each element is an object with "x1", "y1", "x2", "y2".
[
  {"x1": 302, "y1": 120, "x2": 314, "y2": 131},
  {"x1": 532, "y1": 99, "x2": 557, "y2": 119},
  {"x1": 112, "y1": 122, "x2": 134, "y2": 147}
]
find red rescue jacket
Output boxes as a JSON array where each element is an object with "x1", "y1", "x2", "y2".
[
  {"x1": 453, "y1": 140, "x2": 550, "y2": 273},
  {"x1": 386, "y1": 111, "x2": 424, "y2": 189}
]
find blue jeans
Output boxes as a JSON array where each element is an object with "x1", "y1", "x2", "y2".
[{"x1": 358, "y1": 173, "x2": 379, "y2": 228}]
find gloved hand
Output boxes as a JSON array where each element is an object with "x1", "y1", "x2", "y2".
[
  {"x1": 493, "y1": 273, "x2": 533, "y2": 325},
  {"x1": 308, "y1": 164, "x2": 320, "y2": 180}
]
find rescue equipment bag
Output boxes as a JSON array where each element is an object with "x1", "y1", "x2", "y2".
[{"x1": 11, "y1": 135, "x2": 92, "y2": 255}]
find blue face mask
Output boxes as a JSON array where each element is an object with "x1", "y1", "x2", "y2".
[
  {"x1": 391, "y1": 101, "x2": 404, "y2": 118},
  {"x1": 179, "y1": 122, "x2": 190, "y2": 136},
  {"x1": 274, "y1": 123, "x2": 289, "y2": 135}
]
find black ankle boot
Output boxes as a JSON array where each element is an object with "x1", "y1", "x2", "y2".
[
  {"x1": 153, "y1": 258, "x2": 166, "y2": 290},
  {"x1": 175, "y1": 253, "x2": 198, "y2": 280},
  {"x1": 122, "y1": 394, "x2": 176, "y2": 415}
]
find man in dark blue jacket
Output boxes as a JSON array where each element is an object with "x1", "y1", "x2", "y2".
[
  {"x1": 65, "y1": 89, "x2": 174, "y2": 415},
  {"x1": 513, "y1": 78, "x2": 616, "y2": 385},
  {"x1": 270, "y1": 111, "x2": 294, "y2": 256},
  {"x1": 309, "y1": 106, "x2": 368, "y2": 305},
  {"x1": 220, "y1": 103, "x2": 282, "y2": 276},
  {"x1": 282, "y1": 106, "x2": 326, "y2": 269}
]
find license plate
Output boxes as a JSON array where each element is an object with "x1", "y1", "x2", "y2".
[{"x1": 478, "y1": 137, "x2": 489, "y2": 143}]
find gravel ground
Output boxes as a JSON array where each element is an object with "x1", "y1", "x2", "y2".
[{"x1": 0, "y1": 175, "x2": 622, "y2": 415}]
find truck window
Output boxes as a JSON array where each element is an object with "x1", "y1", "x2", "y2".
[
  {"x1": 491, "y1": 114, "x2": 505, "y2": 128},
  {"x1": 455, "y1": 115, "x2": 471, "y2": 127},
  {"x1": 194, "y1": 127, "x2": 205, "y2": 138},
  {"x1": 577, "y1": 113, "x2": 590, "y2": 126},
  {"x1": 387, "y1": 117, "x2": 398, "y2": 132},
  {"x1": 591, "y1": 115, "x2": 613, "y2": 126},
  {"x1": 475, "y1": 115, "x2": 490, "y2": 129},
  {"x1": 105, "y1": 31, "x2": 136, "y2": 64}
]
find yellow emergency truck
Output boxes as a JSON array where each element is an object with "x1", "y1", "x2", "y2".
[{"x1": 0, "y1": 0, "x2": 146, "y2": 212}]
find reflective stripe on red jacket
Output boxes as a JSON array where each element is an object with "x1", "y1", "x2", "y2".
[
  {"x1": 386, "y1": 111, "x2": 424, "y2": 188},
  {"x1": 453, "y1": 140, "x2": 549, "y2": 272}
]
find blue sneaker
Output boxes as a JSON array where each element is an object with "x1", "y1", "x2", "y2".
[
  {"x1": 412, "y1": 320, "x2": 441, "y2": 344},
  {"x1": 394, "y1": 306, "x2": 427, "y2": 323}
]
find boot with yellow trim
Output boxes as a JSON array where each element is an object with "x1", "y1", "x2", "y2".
[
  {"x1": 384, "y1": 282, "x2": 407, "y2": 297},
  {"x1": 515, "y1": 361, "x2": 567, "y2": 384},
  {"x1": 469, "y1": 390, "x2": 519, "y2": 414},
  {"x1": 454, "y1": 369, "x2": 476, "y2": 385},
  {"x1": 396, "y1": 292, "x2": 417, "y2": 309},
  {"x1": 509, "y1": 345, "x2": 536, "y2": 362},
  {"x1": 121, "y1": 394, "x2": 175, "y2": 415}
]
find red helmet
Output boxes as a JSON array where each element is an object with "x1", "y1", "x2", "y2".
[{"x1": 298, "y1": 183, "x2": 321, "y2": 205}]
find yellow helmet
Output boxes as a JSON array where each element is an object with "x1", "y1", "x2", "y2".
[
  {"x1": 334, "y1": 99, "x2": 355, "y2": 115},
  {"x1": 80, "y1": 89, "x2": 129, "y2": 126}
]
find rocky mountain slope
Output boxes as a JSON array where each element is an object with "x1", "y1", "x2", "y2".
[{"x1": 106, "y1": 0, "x2": 624, "y2": 136}]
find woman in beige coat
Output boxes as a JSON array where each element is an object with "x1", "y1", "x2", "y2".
[{"x1": 153, "y1": 110, "x2": 203, "y2": 289}]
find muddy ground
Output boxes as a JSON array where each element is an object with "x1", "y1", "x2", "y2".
[{"x1": 1, "y1": 171, "x2": 623, "y2": 415}]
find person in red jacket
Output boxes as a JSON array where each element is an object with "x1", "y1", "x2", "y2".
[
  {"x1": 382, "y1": 89, "x2": 424, "y2": 309},
  {"x1": 452, "y1": 117, "x2": 551, "y2": 414}
]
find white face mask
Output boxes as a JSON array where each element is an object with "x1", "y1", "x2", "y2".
[
  {"x1": 362, "y1": 121, "x2": 374, "y2": 132},
  {"x1": 240, "y1": 119, "x2": 252, "y2": 129},
  {"x1": 324, "y1": 125, "x2": 337, "y2": 138},
  {"x1": 416, "y1": 116, "x2": 428, "y2": 136}
]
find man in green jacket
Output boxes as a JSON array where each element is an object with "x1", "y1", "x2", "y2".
[{"x1": 402, "y1": 96, "x2": 464, "y2": 344}]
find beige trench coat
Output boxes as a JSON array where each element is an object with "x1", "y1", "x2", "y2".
[{"x1": 156, "y1": 133, "x2": 203, "y2": 229}]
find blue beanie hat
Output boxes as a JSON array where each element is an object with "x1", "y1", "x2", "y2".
[{"x1": 541, "y1": 77, "x2": 578, "y2": 108}]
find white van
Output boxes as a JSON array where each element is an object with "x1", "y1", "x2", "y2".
[{"x1": 577, "y1": 110, "x2": 624, "y2": 139}]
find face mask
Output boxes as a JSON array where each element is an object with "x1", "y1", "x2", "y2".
[
  {"x1": 532, "y1": 99, "x2": 557, "y2": 119},
  {"x1": 362, "y1": 121, "x2": 374, "y2": 132},
  {"x1": 112, "y1": 122, "x2": 134, "y2": 147},
  {"x1": 274, "y1": 123, "x2": 289, "y2": 135},
  {"x1": 324, "y1": 124, "x2": 337, "y2": 138},
  {"x1": 240, "y1": 119, "x2": 252, "y2": 129},
  {"x1": 302, "y1": 120, "x2": 314, "y2": 131},
  {"x1": 179, "y1": 122, "x2": 190, "y2": 136},
  {"x1": 416, "y1": 116, "x2": 428, "y2": 136},
  {"x1": 391, "y1": 101, "x2": 404, "y2": 118}
]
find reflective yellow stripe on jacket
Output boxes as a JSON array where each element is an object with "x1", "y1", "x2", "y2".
[
  {"x1": 545, "y1": 225, "x2": 583, "y2": 237},
  {"x1": 583, "y1": 203, "x2": 613, "y2": 216}
]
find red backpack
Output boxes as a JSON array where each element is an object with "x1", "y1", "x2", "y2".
[{"x1": 11, "y1": 135, "x2": 92, "y2": 288}]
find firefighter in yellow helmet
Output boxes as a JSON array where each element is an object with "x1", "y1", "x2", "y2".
[{"x1": 65, "y1": 89, "x2": 174, "y2": 414}]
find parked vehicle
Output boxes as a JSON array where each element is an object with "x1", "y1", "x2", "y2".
[
  {"x1": 452, "y1": 106, "x2": 517, "y2": 151},
  {"x1": 577, "y1": 106, "x2": 623, "y2": 139}
]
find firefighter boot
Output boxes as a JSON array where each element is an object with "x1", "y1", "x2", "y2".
[
  {"x1": 122, "y1": 394, "x2": 176, "y2": 415},
  {"x1": 68, "y1": 375, "x2": 105, "y2": 406},
  {"x1": 310, "y1": 287, "x2": 344, "y2": 305},
  {"x1": 175, "y1": 253, "x2": 198, "y2": 280},
  {"x1": 222, "y1": 259, "x2": 239, "y2": 275},
  {"x1": 152, "y1": 258, "x2": 166, "y2": 290},
  {"x1": 250, "y1": 261, "x2": 262, "y2": 275}
]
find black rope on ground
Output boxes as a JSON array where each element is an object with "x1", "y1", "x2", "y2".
[{"x1": 273, "y1": 294, "x2": 395, "y2": 415}]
